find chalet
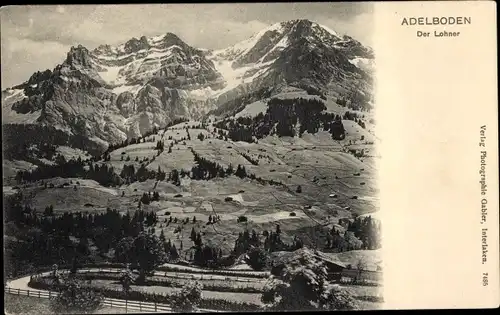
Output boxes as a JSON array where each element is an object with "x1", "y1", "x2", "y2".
[
  {"x1": 314, "y1": 251, "x2": 383, "y2": 284},
  {"x1": 269, "y1": 248, "x2": 382, "y2": 284},
  {"x1": 311, "y1": 251, "x2": 346, "y2": 281}
]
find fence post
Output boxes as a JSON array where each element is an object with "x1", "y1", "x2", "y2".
[
  {"x1": 27, "y1": 289, "x2": 30, "y2": 297},
  {"x1": 39, "y1": 291, "x2": 41, "y2": 298},
  {"x1": 155, "y1": 302, "x2": 157, "y2": 312},
  {"x1": 140, "y1": 302, "x2": 142, "y2": 312},
  {"x1": 49, "y1": 291, "x2": 51, "y2": 299},
  {"x1": 125, "y1": 299, "x2": 128, "y2": 313},
  {"x1": 18, "y1": 288, "x2": 20, "y2": 295}
]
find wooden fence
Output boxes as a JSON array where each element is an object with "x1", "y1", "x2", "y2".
[
  {"x1": 31, "y1": 267, "x2": 266, "y2": 285},
  {"x1": 4, "y1": 287, "x2": 222, "y2": 313}
]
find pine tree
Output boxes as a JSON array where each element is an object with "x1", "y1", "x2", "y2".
[
  {"x1": 226, "y1": 164, "x2": 234, "y2": 175},
  {"x1": 190, "y1": 228, "x2": 197, "y2": 242}
]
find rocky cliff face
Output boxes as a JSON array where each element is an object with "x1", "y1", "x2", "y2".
[
  {"x1": 2, "y1": 19, "x2": 374, "y2": 157},
  {"x1": 207, "y1": 19, "x2": 374, "y2": 115}
]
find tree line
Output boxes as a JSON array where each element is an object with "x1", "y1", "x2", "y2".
[{"x1": 214, "y1": 97, "x2": 347, "y2": 143}]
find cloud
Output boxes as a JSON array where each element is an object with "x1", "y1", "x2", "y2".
[
  {"x1": 0, "y1": 4, "x2": 374, "y2": 87},
  {"x1": 1, "y1": 36, "x2": 70, "y2": 88},
  {"x1": 320, "y1": 12, "x2": 374, "y2": 47}
]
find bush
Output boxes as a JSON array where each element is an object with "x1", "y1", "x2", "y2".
[
  {"x1": 245, "y1": 248, "x2": 269, "y2": 271},
  {"x1": 237, "y1": 216, "x2": 247, "y2": 223},
  {"x1": 30, "y1": 276, "x2": 262, "y2": 311},
  {"x1": 296, "y1": 185, "x2": 302, "y2": 193},
  {"x1": 49, "y1": 278, "x2": 103, "y2": 314},
  {"x1": 289, "y1": 212, "x2": 296, "y2": 217},
  {"x1": 170, "y1": 281, "x2": 203, "y2": 312},
  {"x1": 261, "y1": 250, "x2": 358, "y2": 311},
  {"x1": 71, "y1": 272, "x2": 264, "y2": 293},
  {"x1": 322, "y1": 284, "x2": 359, "y2": 310},
  {"x1": 225, "y1": 197, "x2": 233, "y2": 202}
]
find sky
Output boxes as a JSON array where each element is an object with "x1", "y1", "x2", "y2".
[{"x1": 1, "y1": 3, "x2": 374, "y2": 88}]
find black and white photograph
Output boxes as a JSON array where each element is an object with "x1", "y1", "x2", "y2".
[{"x1": 2, "y1": 3, "x2": 381, "y2": 313}]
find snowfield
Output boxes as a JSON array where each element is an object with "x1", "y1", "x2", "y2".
[{"x1": 348, "y1": 57, "x2": 375, "y2": 72}]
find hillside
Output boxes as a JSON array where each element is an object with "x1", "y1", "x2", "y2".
[
  {"x1": 3, "y1": 19, "x2": 380, "y2": 306},
  {"x1": 2, "y1": 19, "x2": 374, "y2": 167}
]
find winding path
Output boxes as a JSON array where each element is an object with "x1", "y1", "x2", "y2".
[
  {"x1": 5, "y1": 267, "x2": 245, "y2": 313},
  {"x1": 6, "y1": 266, "x2": 269, "y2": 313}
]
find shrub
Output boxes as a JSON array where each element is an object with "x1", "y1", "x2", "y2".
[
  {"x1": 289, "y1": 212, "x2": 296, "y2": 217},
  {"x1": 261, "y1": 250, "x2": 357, "y2": 311},
  {"x1": 322, "y1": 284, "x2": 359, "y2": 310},
  {"x1": 245, "y1": 248, "x2": 269, "y2": 271},
  {"x1": 170, "y1": 281, "x2": 203, "y2": 312},
  {"x1": 49, "y1": 278, "x2": 103, "y2": 314},
  {"x1": 30, "y1": 274, "x2": 263, "y2": 311},
  {"x1": 237, "y1": 216, "x2": 248, "y2": 223},
  {"x1": 225, "y1": 197, "x2": 233, "y2": 202}
]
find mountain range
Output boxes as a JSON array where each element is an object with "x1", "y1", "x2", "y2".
[
  {"x1": 2, "y1": 19, "x2": 374, "y2": 164},
  {"x1": 2, "y1": 18, "x2": 382, "y2": 295}
]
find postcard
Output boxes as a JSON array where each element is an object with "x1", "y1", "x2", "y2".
[{"x1": 2, "y1": 2, "x2": 498, "y2": 313}]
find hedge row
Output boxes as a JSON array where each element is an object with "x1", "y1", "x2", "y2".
[
  {"x1": 156, "y1": 265, "x2": 269, "y2": 279},
  {"x1": 71, "y1": 272, "x2": 264, "y2": 294},
  {"x1": 29, "y1": 277, "x2": 261, "y2": 312}
]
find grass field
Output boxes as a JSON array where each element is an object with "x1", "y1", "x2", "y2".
[
  {"x1": 6, "y1": 118, "x2": 380, "y2": 278},
  {"x1": 84, "y1": 279, "x2": 264, "y2": 305}
]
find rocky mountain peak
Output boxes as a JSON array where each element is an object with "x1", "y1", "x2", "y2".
[
  {"x1": 123, "y1": 36, "x2": 151, "y2": 54},
  {"x1": 65, "y1": 45, "x2": 94, "y2": 69},
  {"x1": 2, "y1": 19, "x2": 374, "y2": 156}
]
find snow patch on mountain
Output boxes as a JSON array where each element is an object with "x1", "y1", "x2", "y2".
[
  {"x1": 212, "y1": 22, "x2": 284, "y2": 61},
  {"x1": 98, "y1": 65, "x2": 124, "y2": 85},
  {"x1": 3, "y1": 89, "x2": 26, "y2": 100},
  {"x1": 208, "y1": 59, "x2": 274, "y2": 98},
  {"x1": 317, "y1": 23, "x2": 340, "y2": 38},
  {"x1": 112, "y1": 84, "x2": 142, "y2": 95},
  {"x1": 1, "y1": 89, "x2": 41, "y2": 124},
  {"x1": 257, "y1": 34, "x2": 289, "y2": 63},
  {"x1": 348, "y1": 57, "x2": 375, "y2": 72},
  {"x1": 188, "y1": 86, "x2": 217, "y2": 99}
]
